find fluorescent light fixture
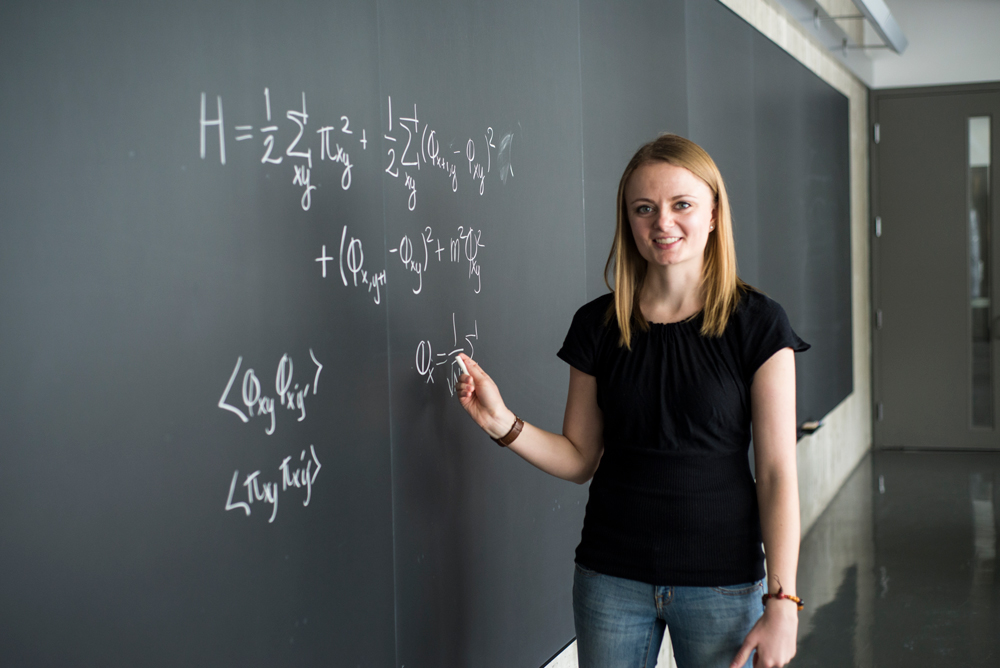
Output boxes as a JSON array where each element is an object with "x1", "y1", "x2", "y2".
[{"x1": 852, "y1": 0, "x2": 908, "y2": 54}]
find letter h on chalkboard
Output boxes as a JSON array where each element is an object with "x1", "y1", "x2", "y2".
[{"x1": 200, "y1": 93, "x2": 225, "y2": 165}]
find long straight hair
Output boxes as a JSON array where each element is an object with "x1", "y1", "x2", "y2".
[{"x1": 605, "y1": 134, "x2": 749, "y2": 347}]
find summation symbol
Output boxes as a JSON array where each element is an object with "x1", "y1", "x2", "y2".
[
  {"x1": 383, "y1": 95, "x2": 514, "y2": 210},
  {"x1": 198, "y1": 87, "x2": 369, "y2": 212},
  {"x1": 198, "y1": 89, "x2": 514, "y2": 215},
  {"x1": 284, "y1": 92, "x2": 314, "y2": 209}
]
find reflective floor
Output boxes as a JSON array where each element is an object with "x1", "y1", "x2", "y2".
[{"x1": 792, "y1": 451, "x2": 999, "y2": 667}]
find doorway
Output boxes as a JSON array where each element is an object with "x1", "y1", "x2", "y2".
[{"x1": 872, "y1": 82, "x2": 1000, "y2": 449}]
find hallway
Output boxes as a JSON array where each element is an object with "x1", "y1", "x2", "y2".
[{"x1": 793, "y1": 451, "x2": 999, "y2": 666}]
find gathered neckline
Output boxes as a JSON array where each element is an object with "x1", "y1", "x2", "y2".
[{"x1": 645, "y1": 310, "x2": 704, "y2": 327}]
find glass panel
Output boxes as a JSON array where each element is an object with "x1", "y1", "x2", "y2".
[{"x1": 970, "y1": 116, "x2": 992, "y2": 427}]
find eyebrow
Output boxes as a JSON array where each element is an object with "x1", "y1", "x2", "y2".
[{"x1": 629, "y1": 194, "x2": 698, "y2": 204}]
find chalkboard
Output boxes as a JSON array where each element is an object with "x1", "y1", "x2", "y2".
[
  {"x1": 1, "y1": 2, "x2": 398, "y2": 666},
  {"x1": 579, "y1": 0, "x2": 689, "y2": 301},
  {"x1": 377, "y1": 2, "x2": 587, "y2": 667},
  {"x1": 0, "y1": 1, "x2": 852, "y2": 667}
]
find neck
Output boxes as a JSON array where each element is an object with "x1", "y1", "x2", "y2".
[{"x1": 639, "y1": 260, "x2": 705, "y2": 323}]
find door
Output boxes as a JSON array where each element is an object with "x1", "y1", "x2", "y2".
[{"x1": 873, "y1": 84, "x2": 1000, "y2": 449}]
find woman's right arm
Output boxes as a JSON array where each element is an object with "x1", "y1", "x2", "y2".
[{"x1": 455, "y1": 353, "x2": 604, "y2": 484}]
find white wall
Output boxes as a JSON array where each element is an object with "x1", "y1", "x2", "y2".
[{"x1": 871, "y1": 0, "x2": 1000, "y2": 88}]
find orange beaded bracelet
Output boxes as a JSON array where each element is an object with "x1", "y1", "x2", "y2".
[{"x1": 761, "y1": 586, "x2": 804, "y2": 611}]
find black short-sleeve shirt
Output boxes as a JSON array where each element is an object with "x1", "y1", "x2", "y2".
[{"x1": 557, "y1": 289, "x2": 809, "y2": 586}]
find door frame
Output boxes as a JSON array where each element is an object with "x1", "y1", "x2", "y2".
[{"x1": 871, "y1": 81, "x2": 1000, "y2": 450}]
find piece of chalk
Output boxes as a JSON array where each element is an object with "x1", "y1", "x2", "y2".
[{"x1": 456, "y1": 357, "x2": 469, "y2": 376}]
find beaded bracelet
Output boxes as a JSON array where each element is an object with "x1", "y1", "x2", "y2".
[{"x1": 761, "y1": 586, "x2": 804, "y2": 611}]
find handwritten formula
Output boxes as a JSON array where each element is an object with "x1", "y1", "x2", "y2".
[
  {"x1": 199, "y1": 90, "x2": 514, "y2": 213},
  {"x1": 225, "y1": 445, "x2": 322, "y2": 524},
  {"x1": 201, "y1": 89, "x2": 513, "y2": 525},
  {"x1": 415, "y1": 312, "x2": 479, "y2": 396},
  {"x1": 218, "y1": 350, "x2": 324, "y2": 435},
  {"x1": 383, "y1": 96, "x2": 514, "y2": 211},
  {"x1": 387, "y1": 224, "x2": 485, "y2": 295},
  {"x1": 200, "y1": 90, "x2": 361, "y2": 211}
]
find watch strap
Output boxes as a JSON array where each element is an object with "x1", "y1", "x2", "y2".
[{"x1": 492, "y1": 415, "x2": 523, "y2": 447}]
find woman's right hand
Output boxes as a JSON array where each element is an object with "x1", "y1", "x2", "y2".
[
  {"x1": 456, "y1": 353, "x2": 603, "y2": 483},
  {"x1": 455, "y1": 353, "x2": 516, "y2": 439}
]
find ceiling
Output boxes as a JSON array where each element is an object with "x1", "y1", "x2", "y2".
[{"x1": 771, "y1": 0, "x2": 1000, "y2": 89}]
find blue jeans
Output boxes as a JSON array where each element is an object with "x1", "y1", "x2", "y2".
[{"x1": 573, "y1": 563, "x2": 764, "y2": 668}]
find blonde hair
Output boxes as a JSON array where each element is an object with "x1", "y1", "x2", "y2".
[{"x1": 605, "y1": 134, "x2": 749, "y2": 347}]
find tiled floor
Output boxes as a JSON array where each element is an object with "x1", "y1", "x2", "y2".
[{"x1": 792, "y1": 451, "x2": 999, "y2": 667}]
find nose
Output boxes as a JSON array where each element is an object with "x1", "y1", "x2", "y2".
[{"x1": 654, "y1": 207, "x2": 675, "y2": 230}]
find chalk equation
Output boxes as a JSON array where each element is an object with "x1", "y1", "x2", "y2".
[
  {"x1": 387, "y1": 224, "x2": 485, "y2": 295},
  {"x1": 198, "y1": 90, "x2": 515, "y2": 212},
  {"x1": 415, "y1": 312, "x2": 479, "y2": 396},
  {"x1": 315, "y1": 223, "x2": 484, "y2": 302},
  {"x1": 200, "y1": 89, "x2": 362, "y2": 211},
  {"x1": 218, "y1": 350, "x2": 324, "y2": 434},
  {"x1": 383, "y1": 96, "x2": 515, "y2": 211},
  {"x1": 225, "y1": 445, "x2": 322, "y2": 523}
]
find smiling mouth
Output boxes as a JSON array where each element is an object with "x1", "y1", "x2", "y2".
[{"x1": 654, "y1": 237, "x2": 682, "y2": 246}]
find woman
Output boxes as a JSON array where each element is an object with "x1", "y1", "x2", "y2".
[{"x1": 456, "y1": 134, "x2": 807, "y2": 668}]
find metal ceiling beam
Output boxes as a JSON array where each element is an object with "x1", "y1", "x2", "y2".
[{"x1": 851, "y1": 0, "x2": 909, "y2": 54}]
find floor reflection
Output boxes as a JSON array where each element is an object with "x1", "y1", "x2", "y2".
[{"x1": 792, "y1": 451, "x2": 1000, "y2": 667}]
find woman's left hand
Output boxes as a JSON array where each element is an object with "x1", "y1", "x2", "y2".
[{"x1": 729, "y1": 599, "x2": 798, "y2": 668}]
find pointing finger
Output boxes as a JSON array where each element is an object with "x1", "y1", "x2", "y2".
[{"x1": 730, "y1": 640, "x2": 754, "y2": 668}]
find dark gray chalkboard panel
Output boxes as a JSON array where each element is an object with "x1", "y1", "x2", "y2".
[
  {"x1": 751, "y1": 30, "x2": 853, "y2": 424},
  {"x1": 0, "y1": 2, "x2": 395, "y2": 666},
  {"x1": 686, "y1": 0, "x2": 759, "y2": 286},
  {"x1": 579, "y1": 0, "x2": 689, "y2": 301},
  {"x1": 376, "y1": 2, "x2": 588, "y2": 666}
]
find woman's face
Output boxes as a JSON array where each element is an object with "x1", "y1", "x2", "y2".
[{"x1": 625, "y1": 161, "x2": 716, "y2": 270}]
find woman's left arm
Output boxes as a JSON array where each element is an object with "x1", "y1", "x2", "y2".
[{"x1": 730, "y1": 347, "x2": 800, "y2": 668}]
